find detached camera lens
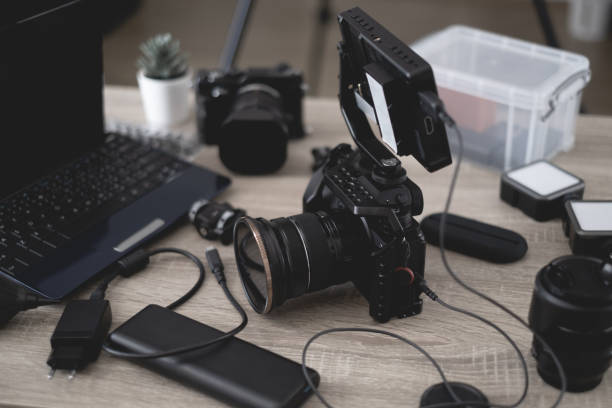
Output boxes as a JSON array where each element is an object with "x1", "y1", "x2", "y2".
[
  {"x1": 234, "y1": 213, "x2": 367, "y2": 314},
  {"x1": 529, "y1": 255, "x2": 612, "y2": 392}
]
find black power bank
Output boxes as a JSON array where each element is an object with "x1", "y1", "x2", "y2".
[{"x1": 108, "y1": 305, "x2": 319, "y2": 408}]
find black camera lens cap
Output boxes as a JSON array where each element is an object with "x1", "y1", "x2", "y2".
[
  {"x1": 541, "y1": 255, "x2": 612, "y2": 307},
  {"x1": 419, "y1": 382, "x2": 489, "y2": 408}
]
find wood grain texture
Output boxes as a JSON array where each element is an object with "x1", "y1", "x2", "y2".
[{"x1": 0, "y1": 86, "x2": 610, "y2": 407}]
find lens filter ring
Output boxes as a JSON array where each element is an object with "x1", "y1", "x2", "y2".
[{"x1": 234, "y1": 217, "x2": 274, "y2": 313}]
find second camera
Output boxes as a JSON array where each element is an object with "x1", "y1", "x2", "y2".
[{"x1": 195, "y1": 63, "x2": 305, "y2": 174}]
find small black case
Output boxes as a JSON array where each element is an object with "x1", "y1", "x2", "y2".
[
  {"x1": 421, "y1": 213, "x2": 528, "y2": 263},
  {"x1": 109, "y1": 305, "x2": 319, "y2": 408}
]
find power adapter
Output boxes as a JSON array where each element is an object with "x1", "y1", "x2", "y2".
[{"x1": 47, "y1": 299, "x2": 112, "y2": 379}]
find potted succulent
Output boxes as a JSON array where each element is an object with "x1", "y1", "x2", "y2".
[{"x1": 137, "y1": 33, "x2": 191, "y2": 128}]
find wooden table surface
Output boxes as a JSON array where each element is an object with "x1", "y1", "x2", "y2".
[{"x1": 1, "y1": 86, "x2": 611, "y2": 408}]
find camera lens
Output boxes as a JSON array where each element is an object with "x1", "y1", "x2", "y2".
[
  {"x1": 233, "y1": 212, "x2": 367, "y2": 314},
  {"x1": 529, "y1": 255, "x2": 612, "y2": 392},
  {"x1": 219, "y1": 84, "x2": 289, "y2": 174}
]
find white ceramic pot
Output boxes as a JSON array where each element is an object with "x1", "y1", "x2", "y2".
[{"x1": 137, "y1": 69, "x2": 192, "y2": 128}]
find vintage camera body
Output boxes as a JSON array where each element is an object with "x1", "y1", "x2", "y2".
[
  {"x1": 195, "y1": 63, "x2": 305, "y2": 146},
  {"x1": 303, "y1": 143, "x2": 426, "y2": 321}
]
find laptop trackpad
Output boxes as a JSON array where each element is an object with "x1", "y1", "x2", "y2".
[{"x1": 113, "y1": 218, "x2": 165, "y2": 252}]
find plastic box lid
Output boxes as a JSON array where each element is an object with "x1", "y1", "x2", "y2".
[{"x1": 412, "y1": 25, "x2": 590, "y2": 116}]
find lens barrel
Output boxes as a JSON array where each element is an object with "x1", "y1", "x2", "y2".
[
  {"x1": 233, "y1": 212, "x2": 367, "y2": 314},
  {"x1": 219, "y1": 84, "x2": 289, "y2": 174},
  {"x1": 529, "y1": 255, "x2": 612, "y2": 392}
]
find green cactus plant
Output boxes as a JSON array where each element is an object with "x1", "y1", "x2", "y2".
[{"x1": 138, "y1": 33, "x2": 188, "y2": 80}]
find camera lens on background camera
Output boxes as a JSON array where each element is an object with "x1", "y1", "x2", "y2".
[
  {"x1": 233, "y1": 212, "x2": 367, "y2": 314},
  {"x1": 529, "y1": 255, "x2": 612, "y2": 392},
  {"x1": 219, "y1": 84, "x2": 289, "y2": 174}
]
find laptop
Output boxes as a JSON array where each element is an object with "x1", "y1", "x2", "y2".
[{"x1": 0, "y1": 0, "x2": 230, "y2": 299}]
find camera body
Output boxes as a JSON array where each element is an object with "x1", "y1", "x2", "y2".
[
  {"x1": 303, "y1": 143, "x2": 426, "y2": 321},
  {"x1": 195, "y1": 63, "x2": 305, "y2": 146},
  {"x1": 232, "y1": 8, "x2": 450, "y2": 322}
]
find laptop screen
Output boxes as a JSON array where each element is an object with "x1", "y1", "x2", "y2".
[{"x1": 0, "y1": 0, "x2": 104, "y2": 200}]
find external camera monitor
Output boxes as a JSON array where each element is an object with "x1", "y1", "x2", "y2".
[
  {"x1": 500, "y1": 160, "x2": 584, "y2": 221},
  {"x1": 565, "y1": 200, "x2": 612, "y2": 259},
  {"x1": 337, "y1": 7, "x2": 451, "y2": 172}
]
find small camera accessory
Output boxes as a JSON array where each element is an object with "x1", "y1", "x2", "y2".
[
  {"x1": 500, "y1": 160, "x2": 584, "y2": 221},
  {"x1": 529, "y1": 255, "x2": 612, "y2": 392},
  {"x1": 421, "y1": 213, "x2": 528, "y2": 263},
  {"x1": 564, "y1": 200, "x2": 612, "y2": 259},
  {"x1": 189, "y1": 199, "x2": 246, "y2": 245}
]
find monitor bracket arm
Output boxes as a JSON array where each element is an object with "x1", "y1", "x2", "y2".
[{"x1": 337, "y1": 41, "x2": 401, "y2": 172}]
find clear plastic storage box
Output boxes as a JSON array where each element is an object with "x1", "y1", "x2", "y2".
[{"x1": 412, "y1": 26, "x2": 591, "y2": 170}]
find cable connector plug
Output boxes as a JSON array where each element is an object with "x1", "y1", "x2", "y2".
[
  {"x1": 0, "y1": 285, "x2": 57, "y2": 326},
  {"x1": 418, "y1": 91, "x2": 455, "y2": 127},
  {"x1": 205, "y1": 247, "x2": 226, "y2": 284},
  {"x1": 47, "y1": 299, "x2": 112, "y2": 379},
  {"x1": 116, "y1": 248, "x2": 150, "y2": 277},
  {"x1": 409, "y1": 269, "x2": 439, "y2": 302},
  {"x1": 419, "y1": 281, "x2": 439, "y2": 302}
]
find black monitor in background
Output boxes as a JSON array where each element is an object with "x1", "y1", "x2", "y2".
[{"x1": 0, "y1": 0, "x2": 104, "y2": 199}]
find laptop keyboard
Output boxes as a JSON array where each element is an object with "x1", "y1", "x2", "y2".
[{"x1": 0, "y1": 134, "x2": 190, "y2": 277}]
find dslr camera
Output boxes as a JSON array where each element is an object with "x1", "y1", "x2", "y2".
[
  {"x1": 195, "y1": 63, "x2": 305, "y2": 174},
  {"x1": 233, "y1": 8, "x2": 452, "y2": 322}
]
